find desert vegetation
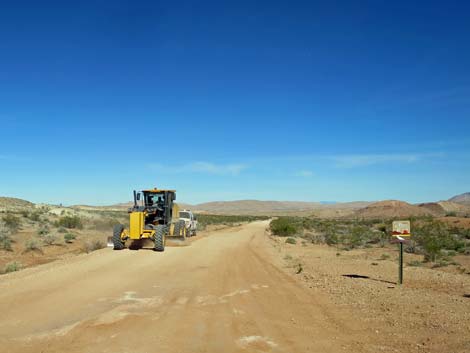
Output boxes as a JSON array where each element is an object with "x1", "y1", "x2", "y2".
[
  {"x1": 0, "y1": 205, "x2": 129, "y2": 274},
  {"x1": 270, "y1": 216, "x2": 470, "y2": 268}
]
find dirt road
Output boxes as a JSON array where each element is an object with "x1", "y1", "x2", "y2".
[{"x1": 0, "y1": 221, "x2": 371, "y2": 353}]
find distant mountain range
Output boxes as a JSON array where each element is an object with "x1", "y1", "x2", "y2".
[{"x1": 1, "y1": 193, "x2": 469, "y2": 218}]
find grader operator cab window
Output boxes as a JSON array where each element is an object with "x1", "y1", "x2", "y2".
[{"x1": 145, "y1": 193, "x2": 165, "y2": 208}]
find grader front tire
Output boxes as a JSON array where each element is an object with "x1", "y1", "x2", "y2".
[
  {"x1": 154, "y1": 225, "x2": 165, "y2": 252},
  {"x1": 113, "y1": 224, "x2": 125, "y2": 250}
]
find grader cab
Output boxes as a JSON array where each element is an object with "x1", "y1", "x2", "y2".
[{"x1": 112, "y1": 188, "x2": 188, "y2": 251}]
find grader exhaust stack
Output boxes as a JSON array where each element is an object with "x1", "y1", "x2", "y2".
[{"x1": 110, "y1": 188, "x2": 194, "y2": 251}]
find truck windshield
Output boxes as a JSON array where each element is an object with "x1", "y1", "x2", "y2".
[{"x1": 179, "y1": 212, "x2": 191, "y2": 219}]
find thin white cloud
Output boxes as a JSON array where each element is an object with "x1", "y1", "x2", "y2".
[
  {"x1": 330, "y1": 153, "x2": 443, "y2": 168},
  {"x1": 295, "y1": 170, "x2": 314, "y2": 177},
  {"x1": 148, "y1": 161, "x2": 248, "y2": 176},
  {"x1": 188, "y1": 162, "x2": 247, "y2": 175}
]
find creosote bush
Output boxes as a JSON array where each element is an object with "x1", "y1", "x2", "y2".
[
  {"x1": 414, "y1": 221, "x2": 465, "y2": 262},
  {"x1": 54, "y1": 215, "x2": 83, "y2": 229},
  {"x1": 0, "y1": 232, "x2": 12, "y2": 251},
  {"x1": 2, "y1": 213, "x2": 21, "y2": 233},
  {"x1": 285, "y1": 237, "x2": 297, "y2": 244},
  {"x1": 37, "y1": 226, "x2": 49, "y2": 236},
  {"x1": 270, "y1": 218, "x2": 300, "y2": 237},
  {"x1": 64, "y1": 233, "x2": 76, "y2": 243},
  {"x1": 25, "y1": 238, "x2": 41, "y2": 252},
  {"x1": 42, "y1": 234, "x2": 58, "y2": 246}
]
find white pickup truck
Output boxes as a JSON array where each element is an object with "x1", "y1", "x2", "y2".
[{"x1": 178, "y1": 209, "x2": 197, "y2": 237}]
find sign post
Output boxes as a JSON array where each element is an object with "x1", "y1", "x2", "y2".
[
  {"x1": 392, "y1": 220, "x2": 411, "y2": 285},
  {"x1": 398, "y1": 241, "x2": 403, "y2": 285}
]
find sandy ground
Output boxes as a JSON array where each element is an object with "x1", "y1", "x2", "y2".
[
  {"x1": 272, "y1": 236, "x2": 470, "y2": 353},
  {"x1": 1, "y1": 221, "x2": 469, "y2": 353},
  {"x1": 1, "y1": 221, "x2": 377, "y2": 353}
]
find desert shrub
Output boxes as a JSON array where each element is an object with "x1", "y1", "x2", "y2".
[
  {"x1": 37, "y1": 226, "x2": 50, "y2": 236},
  {"x1": 443, "y1": 249, "x2": 457, "y2": 257},
  {"x1": 25, "y1": 238, "x2": 41, "y2": 252},
  {"x1": 270, "y1": 218, "x2": 300, "y2": 237},
  {"x1": 407, "y1": 260, "x2": 422, "y2": 267},
  {"x1": 376, "y1": 224, "x2": 390, "y2": 247},
  {"x1": 414, "y1": 221, "x2": 464, "y2": 262},
  {"x1": 2, "y1": 213, "x2": 21, "y2": 233},
  {"x1": 432, "y1": 259, "x2": 450, "y2": 268},
  {"x1": 324, "y1": 230, "x2": 339, "y2": 246},
  {"x1": 57, "y1": 227, "x2": 67, "y2": 233},
  {"x1": 337, "y1": 225, "x2": 376, "y2": 249},
  {"x1": 446, "y1": 211, "x2": 457, "y2": 217},
  {"x1": 54, "y1": 215, "x2": 83, "y2": 229},
  {"x1": 4, "y1": 261, "x2": 22, "y2": 273},
  {"x1": 0, "y1": 232, "x2": 12, "y2": 251},
  {"x1": 32, "y1": 212, "x2": 42, "y2": 221},
  {"x1": 64, "y1": 233, "x2": 76, "y2": 243},
  {"x1": 285, "y1": 237, "x2": 297, "y2": 244},
  {"x1": 42, "y1": 234, "x2": 57, "y2": 246},
  {"x1": 28, "y1": 211, "x2": 41, "y2": 222},
  {"x1": 349, "y1": 225, "x2": 369, "y2": 248},
  {"x1": 82, "y1": 239, "x2": 105, "y2": 253},
  {"x1": 379, "y1": 253, "x2": 390, "y2": 260}
]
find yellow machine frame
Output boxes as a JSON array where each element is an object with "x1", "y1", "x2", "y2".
[
  {"x1": 112, "y1": 188, "x2": 187, "y2": 251},
  {"x1": 125, "y1": 202, "x2": 180, "y2": 240}
]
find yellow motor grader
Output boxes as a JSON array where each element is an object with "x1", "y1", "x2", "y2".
[{"x1": 112, "y1": 188, "x2": 188, "y2": 251}]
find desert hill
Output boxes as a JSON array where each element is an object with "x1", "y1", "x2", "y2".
[
  {"x1": 449, "y1": 192, "x2": 470, "y2": 205},
  {"x1": 354, "y1": 200, "x2": 433, "y2": 219},
  {"x1": 0, "y1": 197, "x2": 34, "y2": 211},
  {"x1": 103, "y1": 200, "x2": 372, "y2": 216},
  {"x1": 418, "y1": 201, "x2": 470, "y2": 217}
]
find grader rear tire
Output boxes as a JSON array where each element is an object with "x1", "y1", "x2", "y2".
[
  {"x1": 113, "y1": 224, "x2": 125, "y2": 250},
  {"x1": 173, "y1": 221, "x2": 181, "y2": 237},
  {"x1": 179, "y1": 220, "x2": 187, "y2": 239},
  {"x1": 154, "y1": 225, "x2": 165, "y2": 252}
]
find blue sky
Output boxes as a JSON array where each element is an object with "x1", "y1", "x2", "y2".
[{"x1": 0, "y1": 0, "x2": 469, "y2": 205}]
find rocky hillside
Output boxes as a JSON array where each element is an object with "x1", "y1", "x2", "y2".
[
  {"x1": 418, "y1": 201, "x2": 470, "y2": 217},
  {"x1": 354, "y1": 200, "x2": 433, "y2": 219},
  {"x1": 0, "y1": 197, "x2": 34, "y2": 212},
  {"x1": 449, "y1": 192, "x2": 470, "y2": 205}
]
